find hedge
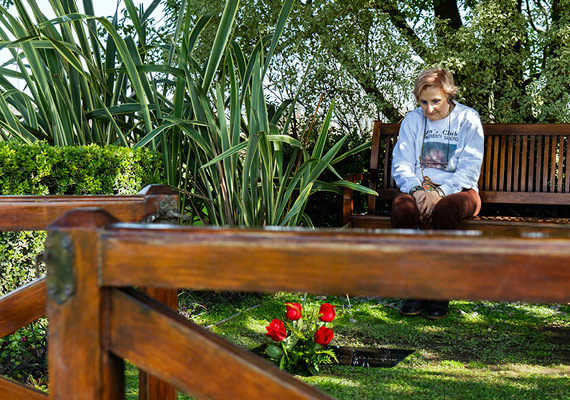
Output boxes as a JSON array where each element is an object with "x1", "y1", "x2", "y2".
[{"x1": 0, "y1": 142, "x2": 164, "y2": 295}]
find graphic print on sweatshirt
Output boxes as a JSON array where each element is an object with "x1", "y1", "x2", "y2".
[{"x1": 421, "y1": 123, "x2": 458, "y2": 171}]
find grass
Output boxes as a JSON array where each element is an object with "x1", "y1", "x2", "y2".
[{"x1": 125, "y1": 291, "x2": 570, "y2": 399}]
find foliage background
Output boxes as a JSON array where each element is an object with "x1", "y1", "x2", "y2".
[
  {"x1": 0, "y1": 142, "x2": 163, "y2": 295},
  {"x1": 0, "y1": 0, "x2": 374, "y2": 228},
  {"x1": 163, "y1": 0, "x2": 570, "y2": 132}
]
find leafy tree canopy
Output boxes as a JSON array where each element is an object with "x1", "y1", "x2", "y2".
[{"x1": 163, "y1": 0, "x2": 570, "y2": 128}]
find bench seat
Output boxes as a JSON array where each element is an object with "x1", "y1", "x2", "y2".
[{"x1": 350, "y1": 213, "x2": 570, "y2": 232}]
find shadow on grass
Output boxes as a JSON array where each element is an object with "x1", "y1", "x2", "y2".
[
  {"x1": 178, "y1": 292, "x2": 569, "y2": 366},
  {"x1": 303, "y1": 366, "x2": 570, "y2": 400},
  {"x1": 122, "y1": 291, "x2": 569, "y2": 400},
  {"x1": 331, "y1": 298, "x2": 570, "y2": 366}
]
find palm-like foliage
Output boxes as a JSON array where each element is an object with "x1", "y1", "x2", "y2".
[{"x1": 0, "y1": 0, "x2": 374, "y2": 227}]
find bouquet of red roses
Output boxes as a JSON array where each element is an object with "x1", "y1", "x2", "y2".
[{"x1": 263, "y1": 301, "x2": 338, "y2": 375}]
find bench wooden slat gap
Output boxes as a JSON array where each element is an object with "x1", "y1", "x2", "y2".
[
  {"x1": 484, "y1": 136, "x2": 492, "y2": 190},
  {"x1": 542, "y1": 136, "x2": 550, "y2": 192},
  {"x1": 492, "y1": 136, "x2": 500, "y2": 190},
  {"x1": 526, "y1": 136, "x2": 536, "y2": 191},
  {"x1": 557, "y1": 136, "x2": 564, "y2": 193},
  {"x1": 506, "y1": 136, "x2": 514, "y2": 191},
  {"x1": 521, "y1": 136, "x2": 528, "y2": 192},
  {"x1": 382, "y1": 135, "x2": 392, "y2": 189},
  {"x1": 564, "y1": 136, "x2": 570, "y2": 193},
  {"x1": 514, "y1": 135, "x2": 521, "y2": 191},
  {"x1": 549, "y1": 136, "x2": 557, "y2": 192}
]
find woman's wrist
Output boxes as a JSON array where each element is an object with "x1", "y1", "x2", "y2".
[{"x1": 409, "y1": 185, "x2": 424, "y2": 195}]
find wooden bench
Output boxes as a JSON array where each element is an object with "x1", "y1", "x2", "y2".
[
  {"x1": 0, "y1": 185, "x2": 178, "y2": 400},
  {"x1": 343, "y1": 122, "x2": 570, "y2": 231},
  {"x1": 43, "y1": 209, "x2": 570, "y2": 399}
]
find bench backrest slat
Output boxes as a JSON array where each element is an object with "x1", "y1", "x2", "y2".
[{"x1": 372, "y1": 122, "x2": 570, "y2": 211}]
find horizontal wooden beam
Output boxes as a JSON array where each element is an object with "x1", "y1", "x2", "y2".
[
  {"x1": 0, "y1": 278, "x2": 46, "y2": 338},
  {"x1": 0, "y1": 376, "x2": 47, "y2": 400},
  {"x1": 377, "y1": 123, "x2": 570, "y2": 136},
  {"x1": 0, "y1": 196, "x2": 147, "y2": 231},
  {"x1": 479, "y1": 191, "x2": 570, "y2": 205},
  {"x1": 100, "y1": 226, "x2": 570, "y2": 303},
  {"x1": 373, "y1": 190, "x2": 570, "y2": 205},
  {"x1": 0, "y1": 184, "x2": 177, "y2": 231},
  {"x1": 109, "y1": 289, "x2": 332, "y2": 400}
]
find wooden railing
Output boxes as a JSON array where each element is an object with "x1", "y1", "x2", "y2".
[
  {"x1": 44, "y1": 209, "x2": 570, "y2": 399},
  {"x1": 0, "y1": 185, "x2": 178, "y2": 400}
]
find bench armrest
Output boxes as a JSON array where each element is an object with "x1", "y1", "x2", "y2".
[{"x1": 342, "y1": 172, "x2": 371, "y2": 227}]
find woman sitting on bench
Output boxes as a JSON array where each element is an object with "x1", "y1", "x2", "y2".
[{"x1": 391, "y1": 67, "x2": 484, "y2": 319}]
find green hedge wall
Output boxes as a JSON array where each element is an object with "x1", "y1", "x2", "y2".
[{"x1": 0, "y1": 142, "x2": 164, "y2": 295}]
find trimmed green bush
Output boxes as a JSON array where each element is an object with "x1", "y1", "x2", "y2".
[{"x1": 0, "y1": 142, "x2": 164, "y2": 295}]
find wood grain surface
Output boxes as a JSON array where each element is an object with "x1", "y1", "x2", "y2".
[
  {"x1": 0, "y1": 278, "x2": 46, "y2": 338},
  {"x1": 101, "y1": 225, "x2": 570, "y2": 303},
  {"x1": 0, "y1": 376, "x2": 47, "y2": 400},
  {"x1": 109, "y1": 289, "x2": 332, "y2": 400}
]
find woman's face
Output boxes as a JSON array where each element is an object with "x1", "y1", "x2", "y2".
[{"x1": 419, "y1": 86, "x2": 451, "y2": 121}]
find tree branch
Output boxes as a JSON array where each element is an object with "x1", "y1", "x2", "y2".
[
  {"x1": 322, "y1": 42, "x2": 402, "y2": 122},
  {"x1": 370, "y1": 0, "x2": 431, "y2": 61}
]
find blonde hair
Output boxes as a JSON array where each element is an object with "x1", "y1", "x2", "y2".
[{"x1": 413, "y1": 68, "x2": 458, "y2": 102}]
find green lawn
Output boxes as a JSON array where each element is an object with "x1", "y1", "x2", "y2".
[{"x1": 126, "y1": 291, "x2": 570, "y2": 399}]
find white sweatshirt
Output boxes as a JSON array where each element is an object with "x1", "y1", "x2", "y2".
[{"x1": 391, "y1": 101, "x2": 484, "y2": 196}]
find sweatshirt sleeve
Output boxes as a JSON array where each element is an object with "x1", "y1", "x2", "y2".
[
  {"x1": 391, "y1": 114, "x2": 422, "y2": 194},
  {"x1": 438, "y1": 111, "x2": 484, "y2": 196}
]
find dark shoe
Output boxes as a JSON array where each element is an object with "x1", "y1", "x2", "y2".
[
  {"x1": 400, "y1": 299, "x2": 427, "y2": 316},
  {"x1": 426, "y1": 300, "x2": 449, "y2": 319}
]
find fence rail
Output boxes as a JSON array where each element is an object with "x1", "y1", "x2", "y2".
[
  {"x1": 0, "y1": 185, "x2": 178, "y2": 400},
  {"x1": 45, "y1": 209, "x2": 570, "y2": 399}
]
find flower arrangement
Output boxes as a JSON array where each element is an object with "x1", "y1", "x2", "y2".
[{"x1": 263, "y1": 301, "x2": 338, "y2": 375}]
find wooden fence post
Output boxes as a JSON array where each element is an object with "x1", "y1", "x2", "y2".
[
  {"x1": 138, "y1": 184, "x2": 179, "y2": 400},
  {"x1": 138, "y1": 288, "x2": 178, "y2": 400},
  {"x1": 46, "y1": 209, "x2": 123, "y2": 400}
]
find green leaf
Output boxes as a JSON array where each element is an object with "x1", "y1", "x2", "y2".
[
  {"x1": 331, "y1": 140, "x2": 371, "y2": 165},
  {"x1": 262, "y1": 0, "x2": 295, "y2": 80},
  {"x1": 265, "y1": 344, "x2": 284, "y2": 359},
  {"x1": 329, "y1": 180, "x2": 378, "y2": 196},
  {"x1": 202, "y1": 0, "x2": 239, "y2": 92},
  {"x1": 312, "y1": 99, "x2": 335, "y2": 159}
]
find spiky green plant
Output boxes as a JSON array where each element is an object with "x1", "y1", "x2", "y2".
[{"x1": 0, "y1": 0, "x2": 375, "y2": 227}]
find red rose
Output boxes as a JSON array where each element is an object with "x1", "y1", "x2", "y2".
[
  {"x1": 319, "y1": 303, "x2": 336, "y2": 322},
  {"x1": 314, "y1": 326, "x2": 334, "y2": 346},
  {"x1": 265, "y1": 319, "x2": 287, "y2": 342},
  {"x1": 285, "y1": 302, "x2": 303, "y2": 321}
]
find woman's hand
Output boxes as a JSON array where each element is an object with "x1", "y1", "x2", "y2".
[
  {"x1": 420, "y1": 191, "x2": 442, "y2": 223},
  {"x1": 413, "y1": 190, "x2": 442, "y2": 224},
  {"x1": 412, "y1": 190, "x2": 426, "y2": 211}
]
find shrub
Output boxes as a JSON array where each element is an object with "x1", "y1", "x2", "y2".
[
  {"x1": 0, "y1": 319, "x2": 48, "y2": 391},
  {"x1": 0, "y1": 142, "x2": 164, "y2": 295}
]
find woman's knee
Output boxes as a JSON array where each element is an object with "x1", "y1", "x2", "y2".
[
  {"x1": 391, "y1": 193, "x2": 420, "y2": 229},
  {"x1": 432, "y1": 196, "x2": 462, "y2": 230},
  {"x1": 432, "y1": 190, "x2": 481, "y2": 230}
]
